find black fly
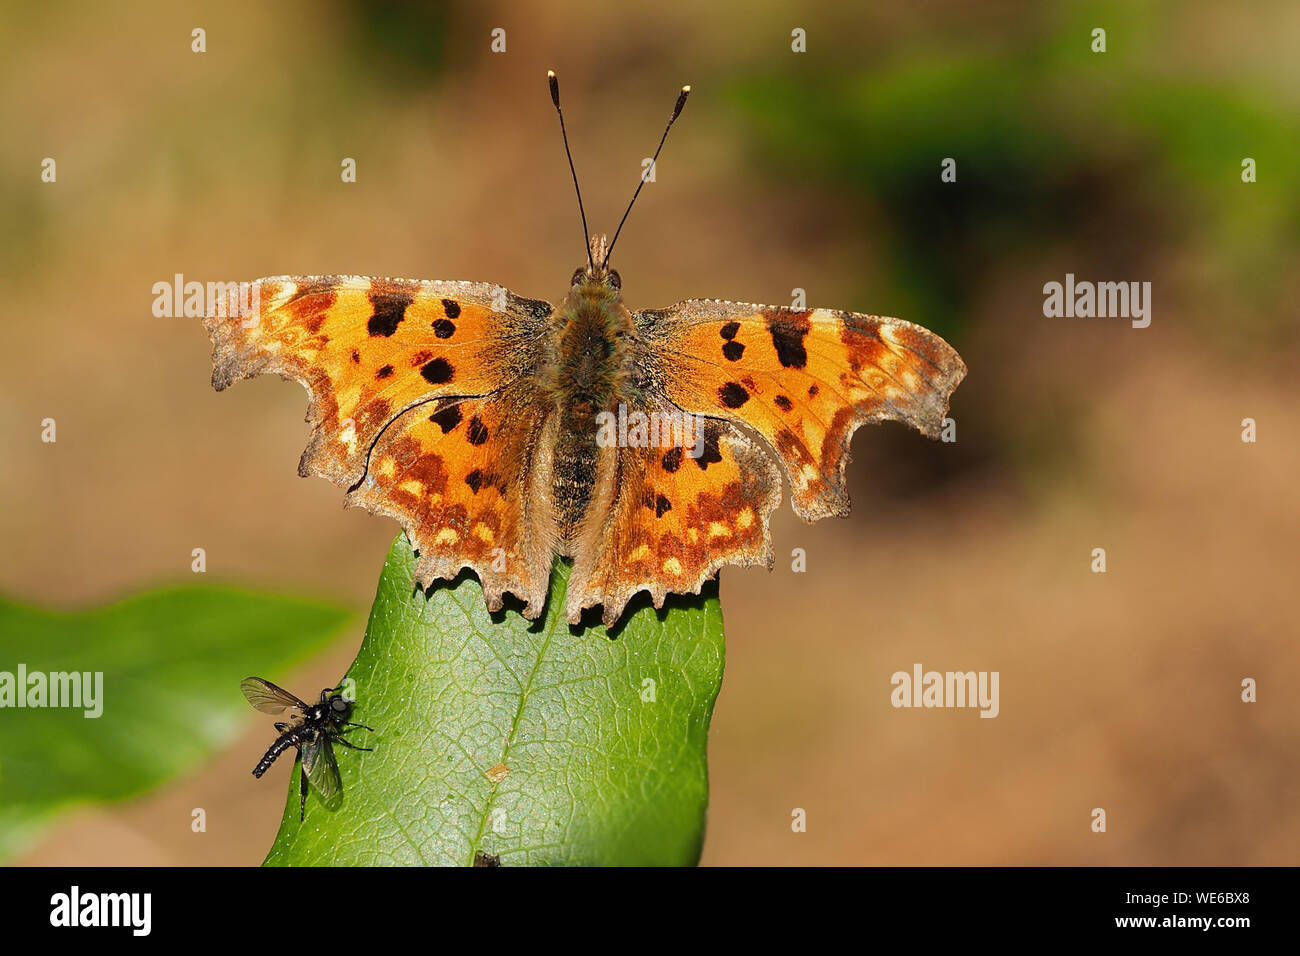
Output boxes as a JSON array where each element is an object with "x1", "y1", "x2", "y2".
[{"x1": 241, "y1": 677, "x2": 374, "y2": 821}]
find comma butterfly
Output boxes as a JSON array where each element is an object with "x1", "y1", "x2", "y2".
[{"x1": 202, "y1": 73, "x2": 966, "y2": 625}]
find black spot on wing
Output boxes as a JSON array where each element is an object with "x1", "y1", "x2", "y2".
[
  {"x1": 722, "y1": 340, "x2": 745, "y2": 362},
  {"x1": 441, "y1": 299, "x2": 461, "y2": 319},
  {"x1": 467, "y1": 415, "x2": 489, "y2": 446},
  {"x1": 465, "y1": 469, "x2": 485, "y2": 493},
  {"x1": 719, "y1": 382, "x2": 750, "y2": 408},
  {"x1": 774, "y1": 394, "x2": 793, "y2": 412},
  {"x1": 420, "y1": 358, "x2": 454, "y2": 384},
  {"x1": 376, "y1": 364, "x2": 394, "y2": 380},
  {"x1": 655, "y1": 494, "x2": 672, "y2": 518},
  {"x1": 661, "y1": 447, "x2": 683, "y2": 473},
  {"x1": 766, "y1": 312, "x2": 811, "y2": 369},
  {"x1": 367, "y1": 289, "x2": 414, "y2": 337},
  {"x1": 693, "y1": 424, "x2": 723, "y2": 470},
  {"x1": 432, "y1": 318, "x2": 456, "y2": 338},
  {"x1": 720, "y1": 321, "x2": 740, "y2": 340},
  {"x1": 429, "y1": 404, "x2": 463, "y2": 433}
]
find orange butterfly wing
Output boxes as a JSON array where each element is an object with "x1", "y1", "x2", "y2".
[
  {"x1": 567, "y1": 411, "x2": 781, "y2": 625},
  {"x1": 204, "y1": 276, "x2": 551, "y2": 488},
  {"x1": 639, "y1": 300, "x2": 966, "y2": 521},
  {"x1": 345, "y1": 386, "x2": 558, "y2": 617},
  {"x1": 206, "y1": 279, "x2": 965, "y2": 625},
  {"x1": 205, "y1": 276, "x2": 558, "y2": 615}
]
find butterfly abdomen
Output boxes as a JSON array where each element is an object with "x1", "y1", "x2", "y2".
[{"x1": 547, "y1": 283, "x2": 636, "y2": 540}]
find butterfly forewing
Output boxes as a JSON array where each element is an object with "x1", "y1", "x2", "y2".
[
  {"x1": 240, "y1": 676, "x2": 308, "y2": 715},
  {"x1": 640, "y1": 301, "x2": 966, "y2": 521},
  {"x1": 204, "y1": 276, "x2": 554, "y2": 491}
]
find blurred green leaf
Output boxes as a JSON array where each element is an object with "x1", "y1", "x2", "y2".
[
  {"x1": 344, "y1": 0, "x2": 450, "y2": 84},
  {"x1": 0, "y1": 588, "x2": 351, "y2": 860},
  {"x1": 266, "y1": 535, "x2": 726, "y2": 866},
  {"x1": 728, "y1": 10, "x2": 1300, "y2": 344}
]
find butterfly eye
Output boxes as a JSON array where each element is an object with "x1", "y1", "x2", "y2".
[
  {"x1": 607, "y1": 270, "x2": 621, "y2": 291},
  {"x1": 570, "y1": 268, "x2": 585, "y2": 286}
]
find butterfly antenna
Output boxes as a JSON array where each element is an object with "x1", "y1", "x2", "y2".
[
  {"x1": 603, "y1": 84, "x2": 691, "y2": 269},
  {"x1": 548, "y1": 71, "x2": 594, "y2": 272}
]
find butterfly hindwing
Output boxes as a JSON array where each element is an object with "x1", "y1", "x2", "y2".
[
  {"x1": 345, "y1": 384, "x2": 558, "y2": 618},
  {"x1": 568, "y1": 405, "x2": 781, "y2": 625},
  {"x1": 638, "y1": 300, "x2": 967, "y2": 521}
]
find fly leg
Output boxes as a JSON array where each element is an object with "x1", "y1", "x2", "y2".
[
  {"x1": 333, "y1": 736, "x2": 373, "y2": 753},
  {"x1": 342, "y1": 721, "x2": 374, "y2": 732}
]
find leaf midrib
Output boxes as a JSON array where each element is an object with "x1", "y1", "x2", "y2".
[{"x1": 464, "y1": 597, "x2": 564, "y2": 866}]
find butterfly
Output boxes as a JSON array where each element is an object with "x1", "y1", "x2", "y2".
[{"x1": 202, "y1": 72, "x2": 966, "y2": 626}]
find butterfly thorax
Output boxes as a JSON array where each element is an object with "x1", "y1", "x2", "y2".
[{"x1": 545, "y1": 274, "x2": 636, "y2": 541}]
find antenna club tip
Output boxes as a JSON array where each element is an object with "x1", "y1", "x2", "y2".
[
  {"x1": 671, "y1": 85, "x2": 690, "y2": 120},
  {"x1": 547, "y1": 69, "x2": 556, "y2": 78},
  {"x1": 682, "y1": 85, "x2": 691, "y2": 93},
  {"x1": 548, "y1": 71, "x2": 560, "y2": 107}
]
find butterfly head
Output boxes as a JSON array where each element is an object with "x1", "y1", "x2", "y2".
[{"x1": 570, "y1": 235, "x2": 621, "y2": 294}]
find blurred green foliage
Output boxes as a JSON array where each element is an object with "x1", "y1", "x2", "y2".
[
  {"x1": 0, "y1": 588, "x2": 351, "y2": 860},
  {"x1": 729, "y1": 4, "x2": 1299, "y2": 345},
  {"x1": 345, "y1": 0, "x2": 449, "y2": 81}
]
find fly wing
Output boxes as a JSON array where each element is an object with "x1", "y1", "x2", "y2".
[
  {"x1": 241, "y1": 677, "x2": 308, "y2": 715},
  {"x1": 301, "y1": 733, "x2": 342, "y2": 803}
]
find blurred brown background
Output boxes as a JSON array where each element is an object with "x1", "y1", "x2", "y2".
[{"x1": 2, "y1": 0, "x2": 1297, "y2": 865}]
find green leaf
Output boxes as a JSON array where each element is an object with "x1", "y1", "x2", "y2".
[
  {"x1": 0, "y1": 588, "x2": 352, "y2": 860},
  {"x1": 265, "y1": 535, "x2": 726, "y2": 866}
]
